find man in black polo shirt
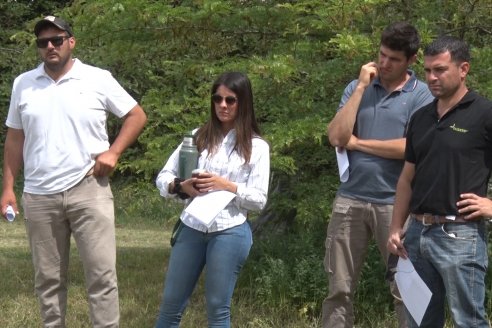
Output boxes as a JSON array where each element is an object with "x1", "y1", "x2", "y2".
[{"x1": 387, "y1": 36, "x2": 492, "y2": 328}]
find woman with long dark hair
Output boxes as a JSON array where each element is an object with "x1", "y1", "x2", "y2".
[{"x1": 155, "y1": 72, "x2": 270, "y2": 327}]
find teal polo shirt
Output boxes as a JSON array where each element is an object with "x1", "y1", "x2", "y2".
[{"x1": 337, "y1": 70, "x2": 433, "y2": 204}]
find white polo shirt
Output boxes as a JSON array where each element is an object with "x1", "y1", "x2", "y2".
[{"x1": 6, "y1": 59, "x2": 137, "y2": 194}]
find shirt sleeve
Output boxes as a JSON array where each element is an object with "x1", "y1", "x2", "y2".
[
  {"x1": 405, "y1": 115, "x2": 417, "y2": 164},
  {"x1": 101, "y1": 70, "x2": 137, "y2": 118},
  {"x1": 6, "y1": 76, "x2": 24, "y2": 129},
  {"x1": 484, "y1": 101, "x2": 492, "y2": 149},
  {"x1": 155, "y1": 145, "x2": 182, "y2": 198},
  {"x1": 337, "y1": 80, "x2": 358, "y2": 111},
  {"x1": 411, "y1": 82, "x2": 434, "y2": 115},
  {"x1": 233, "y1": 138, "x2": 270, "y2": 211}
]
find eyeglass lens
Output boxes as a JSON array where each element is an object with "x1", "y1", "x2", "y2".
[
  {"x1": 36, "y1": 36, "x2": 68, "y2": 48},
  {"x1": 212, "y1": 94, "x2": 237, "y2": 105}
]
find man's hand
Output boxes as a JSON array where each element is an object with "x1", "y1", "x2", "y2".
[
  {"x1": 457, "y1": 193, "x2": 492, "y2": 219},
  {"x1": 94, "y1": 105, "x2": 147, "y2": 177},
  {"x1": 327, "y1": 61, "x2": 379, "y2": 148},
  {"x1": 344, "y1": 135, "x2": 358, "y2": 151},
  {"x1": 0, "y1": 191, "x2": 18, "y2": 221},
  {"x1": 357, "y1": 62, "x2": 379, "y2": 89},
  {"x1": 94, "y1": 150, "x2": 119, "y2": 176},
  {"x1": 387, "y1": 229, "x2": 408, "y2": 259}
]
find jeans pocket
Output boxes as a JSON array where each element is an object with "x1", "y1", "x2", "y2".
[{"x1": 441, "y1": 223, "x2": 476, "y2": 240}]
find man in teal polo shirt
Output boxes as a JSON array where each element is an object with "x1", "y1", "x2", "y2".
[{"x1": 324, "y1": 22, "x2": 433, "y2": 328}]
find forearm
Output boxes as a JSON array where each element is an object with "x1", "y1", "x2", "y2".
[
  {"x1": 1, "y1": 129, "x2": 24, "y2": 211},
  {"x1": 2, "y1": 129, "x2": 24, "y2": 192},
  {"x1": 109, "y1": 105, "x2": 147, "y2": 157},
  {"x1": 156, "y1": 147, "x2": 180, "y2": 198},
  {"x1": 327, "y1": 85, "x2": 366, "y2": 147},
  {"x1": 390, "y1": 163, "x2": 414, "y2": 232},
  {"x1": 387, "y1": 162, "x2": 414, "y2": 257},
  {"x1": 391, "y1": 182, "x2": 412, "y2": 231},
  {"x1": 2, "y1": 158, "x2": 20, "y2": 193},
  {"x1": 349, "y1": 138, "x2": 406, "y2": 159}
]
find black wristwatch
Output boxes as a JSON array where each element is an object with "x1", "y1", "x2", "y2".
[
  {"x1": 173, "y1": 178, "x2": 183, "y2": 194},
  {"x1": 171, "y1": 178, "x2": 190, "y2": 200}
]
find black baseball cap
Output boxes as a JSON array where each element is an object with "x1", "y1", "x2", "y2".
[{"x1": 34, "y1": 16, "x2": 73, "y2": 37}]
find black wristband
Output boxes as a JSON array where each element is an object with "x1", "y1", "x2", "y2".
[
  {"x1": 172, "y1": 178, "x2": 190, "y2": 200},
  {"x1": 172, "y1": 178, "x2": 183, "y2": 193},
  {"x1": 169, "y1": 178, "x2": 181, "y2": 194}
]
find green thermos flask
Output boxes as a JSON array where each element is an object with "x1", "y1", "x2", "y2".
[{"x1": 178, "y1": 132, "x2": 199, "y2": 179}]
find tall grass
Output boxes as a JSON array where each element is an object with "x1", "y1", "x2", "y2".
[
  {"x1": 0, "y1": 181, "x2": 322, "y2": 327},
  {"x1": 1, "y1": 180, "x2": 484, "y2": 327}
]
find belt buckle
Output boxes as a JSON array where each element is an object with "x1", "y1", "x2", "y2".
[{"x1": 422, "y1": 213, "x2": 434, "y2": 226}]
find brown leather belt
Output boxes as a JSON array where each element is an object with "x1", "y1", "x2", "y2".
[{"x1": 412, "y1": 213, "x2": 468, "y2": 226}]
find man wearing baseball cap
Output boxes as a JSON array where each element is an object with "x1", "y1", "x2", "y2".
[
  {"x1": 1, "y1": 15, "x2": 147, "y2": 328},
  {"x1": 34, "y1": 15, "x2": 74, "y2": 37}
]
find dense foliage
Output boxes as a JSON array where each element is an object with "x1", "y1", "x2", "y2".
[{"x1": 1, "y1": 0, "x2": 492, "y2": 323}]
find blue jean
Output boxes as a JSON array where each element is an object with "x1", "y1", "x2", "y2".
[
  {"x1": 404, "y1": 217, "x2": 489, "y2": 328},
  {"x1": 155, "y1": 221, "x2": 252, "y2": 328}
]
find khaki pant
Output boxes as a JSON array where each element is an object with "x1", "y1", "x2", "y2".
[
  {"x1": 322, "y1": 196, "x2": 406, "y2": 328},
  {"x1": 22, "y1": 175, "x2": 119, "y2": 328}
]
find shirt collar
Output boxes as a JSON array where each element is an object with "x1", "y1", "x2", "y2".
[
  {"x1": 222, "y1": 129, "x2": 237, "y2": 144},
  {"x1": 373, "y1": 69, "x2": 418, "y2": 92},
  {"x1": 34, "y1": 58, "x2": 83, "y2": 82},
  {"x1": 427, "y1": 90, "x2": 475, "y2": 117}
]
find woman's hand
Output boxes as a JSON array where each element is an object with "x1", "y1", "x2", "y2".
[
  {"x1": 194, "y1": 172, "x2": 237, "y2": 194},
  {"x1": 178, "y1": 178, "x2": 201, "y2": 198}
]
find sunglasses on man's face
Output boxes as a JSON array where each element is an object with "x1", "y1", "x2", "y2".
[
  {"x1": 36, "y1": 36, "x2": 69, "y2": 48},
  {"x1": 211, "y1": 94, "x2": 237, "y2": 105}
]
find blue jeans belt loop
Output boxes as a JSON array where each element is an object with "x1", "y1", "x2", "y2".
[{"x1": 412, "y1": 213, "x2": 468, "y2": 226}]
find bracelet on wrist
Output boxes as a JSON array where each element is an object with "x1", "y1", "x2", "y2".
[{"x1": 171, "y1": 178, "x2": 190, "y2": 200}]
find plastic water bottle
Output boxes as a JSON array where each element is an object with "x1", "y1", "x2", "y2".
[
  {"x1": 5, "y1": 205, "x2": 15, "y2": 222},
  {"x1": 178, "y1": 132, "x2": 199, "y2": 179}
]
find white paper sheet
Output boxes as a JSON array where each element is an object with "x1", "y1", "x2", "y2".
[
  {"x1": 395, "y1": 258, "x2": 432, "y2": 326},
  {"x1": 335, "y1": 147, "x2": 349, "y2": 182},
  {"x1": 184, "y1": 191, "x2": 236, "y2": 227}
]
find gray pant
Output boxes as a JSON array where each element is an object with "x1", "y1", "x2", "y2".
[
  {"x1": 322, "y1": 195, "x2": 406, "y2": 328},
  {"x1": 22, "y1": 174, "x2": 119, "y2": 328}
]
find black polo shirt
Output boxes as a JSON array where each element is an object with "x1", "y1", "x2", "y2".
[{"x1": 405, "y1": 91, "x2": 492, "y2": 215}]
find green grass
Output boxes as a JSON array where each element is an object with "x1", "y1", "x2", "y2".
[
  {"x1": 0, "y1": 179, "x2": 472, "y2": 328},
  {"x1": 0, "y1": 219, "x2": 171, "y2": 327},
  {"x1": 0, "y1": 219, "x2": 418, "y2": 328},
  {"x1": 0, "y1": 213, "x2": 323, "y2": 327}
]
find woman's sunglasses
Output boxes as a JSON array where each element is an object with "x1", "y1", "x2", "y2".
[
  {"x1": 211, "y1": 94, "x2": 237, "y2": 105},
  {"x1": 36, "y1": 36, "x2": 69, "y2": 48}
]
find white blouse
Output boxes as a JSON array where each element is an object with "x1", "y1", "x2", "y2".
[{"x1": 156, "y1": 129, "x2": 270, "y2": 232}]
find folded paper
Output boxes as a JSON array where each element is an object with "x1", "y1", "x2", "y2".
[
  {"x1": 395, "y1": 258, "x2": 432, "y2": 326},
  {"x1": 184, "y1": 190, "x2": 236, "y2": 227},
  {"x1": 335, "y1": 147, "x2": 349, "y2": 182}
]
